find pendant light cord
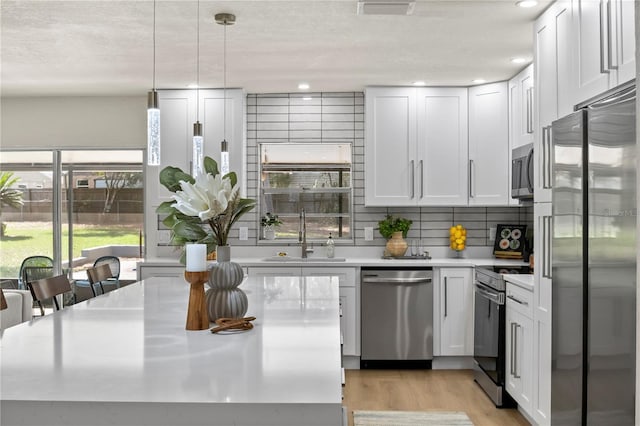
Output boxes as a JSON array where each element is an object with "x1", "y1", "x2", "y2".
[
  {"x1": 223, "y1": 17, "x2": 227, "y2": 142},
  {"x1": 196, "y1": 0, "x2": 200, "y2": 121},
  {"x1": 152, "y1": 0, "x2": 156, "y2": 90}
]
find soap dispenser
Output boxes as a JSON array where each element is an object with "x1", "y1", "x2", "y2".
[{"x1": 326, "y1": 233, "x2": 335, "y2": 258}]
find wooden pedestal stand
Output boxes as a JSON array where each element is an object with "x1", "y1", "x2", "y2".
[{"x1": 184, "y1": 271, "x2": 210, "y2": 331}]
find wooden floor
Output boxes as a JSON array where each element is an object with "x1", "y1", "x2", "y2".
[{"x1": 343, "y1": 369, "x2": 530, "y2": 426}]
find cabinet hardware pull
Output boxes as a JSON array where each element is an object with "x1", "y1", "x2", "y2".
[
  {"x1": 444, "y1": 277, "x2": 448, "y2": 317},
  {"x1": 543, "y1": 126, "x2": 552, "y2": 189},
  {"x1": 419, "y1": 159, "x2": 424, "y2": 199},
  {"x1": 468, "y1": 159, "x2": 474, "y2": 198},
  {"x1": 410, "y1": 160, "x2": 415, "y2": 199},
  {"x1": 507, "y1": 294, "x2": 529, "y2": 306},
  {"x1": 514, "y1": 324, "x2": 521, "y2": 378},
  {"x1": 606, "y1": 0, "x2": 617, "y2": 70},
  {"x1": 510, "y1": 322, "x2": 516, "y2": 376},
  {"x1": 599, "y1": 0, "x2": 610, "y2": 74},
  {"x1": 544, "y1": 216, "x2": 553, "y2": 279}
]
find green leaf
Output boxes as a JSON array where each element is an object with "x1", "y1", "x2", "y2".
[
  {"x1": 159, "y1": 166, "x2": 194, "y2": 193},
  {"x1": 203, "y1": 156, "x2": 219, "y2": 177},
  {"x1": 173, "y1": 220, "x2": 207, "y2": 241},
  {"x1": 223, "y1": 171, "x2": 238, "y2": 187},
  {"x1": 155, "y1": 201, "x2": 176, "y2": 214}
]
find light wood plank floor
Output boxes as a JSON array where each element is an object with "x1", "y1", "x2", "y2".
[{"x1": 343, "y1": 369, "x2": 530, "y2": 426}]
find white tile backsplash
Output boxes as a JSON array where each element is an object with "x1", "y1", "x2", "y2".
[{"x1": 225, "y1": 91, "x2": 534, "y2": 250}]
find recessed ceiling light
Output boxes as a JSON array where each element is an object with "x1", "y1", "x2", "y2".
[
  {"x1": 511, "y1": 57, "x2": 527, "y2": 64},
  {"x1": 413, "y1": 81, "x2": 426, "y2": 86},
  {"x1": 472, "y1": 79, "x2": 487, "y2": 84},
  {"x1": 298, "y1": 83, "x2": 310, "y2": 90},
  {"x1": 303, "y1": 96, "x2": 313, "y2": 101},
  {"x1": 516, "y1": 0, "x2": 538, "y2": 8},
  {"x1": 187, "y1": 83, "x2": 199, "y2": 89}
]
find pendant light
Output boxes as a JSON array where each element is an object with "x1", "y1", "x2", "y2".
[
  {"x1": 192, "y1": 0, "x2": 204, "y2": 177},
  {"x1": 147, "y1": 0, "x2": 161, "y2": 166},
  {"x1": 215, "y1": 12, "x2": 235, "y2": 176}
]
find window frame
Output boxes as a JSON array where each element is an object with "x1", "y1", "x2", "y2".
[{"x1": 258, "y1": 142, "x2": 354, "y2": 244}]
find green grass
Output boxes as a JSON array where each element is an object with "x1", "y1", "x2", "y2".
[{"x1": 0, "y1": 222, "x2": 141, "y2": 279}]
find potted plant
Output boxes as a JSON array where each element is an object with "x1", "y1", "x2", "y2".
[
  {"x1": 156, "y1": 156, "x2": 256, "y2": 263},
  {"x1": 378, "y1": 214, "x2": 412, "y2": 257},
  {"x1": 260, "y1": 212, "x2": 282, "y2": 240}
]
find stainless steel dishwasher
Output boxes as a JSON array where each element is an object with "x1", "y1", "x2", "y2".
[{"x1": 360, "y1": 268, "x2": 433, "y2": 369}]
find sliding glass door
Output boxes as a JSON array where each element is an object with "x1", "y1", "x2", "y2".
[{"x1": 0, "y1": 150, "x2": 143, "y2": 293}]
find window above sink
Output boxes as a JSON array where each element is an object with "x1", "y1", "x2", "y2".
[{"x1": 259, "y1": 143, "x2": 353, "y2": 242}]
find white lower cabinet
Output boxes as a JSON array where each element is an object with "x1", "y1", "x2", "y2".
[
  {"x1": 433, "y1": 267, "x2": 473, "y2": 356},
  {"x1": 505, "y1": 282, "x2": 534, "y2": 417},
  {"x1": 248, "y1": 266, "x2": 359, "y2": 357}
]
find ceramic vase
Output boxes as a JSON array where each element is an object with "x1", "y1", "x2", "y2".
[
  {"x1": 206, "y1": 245, "x2": 248, "y2": 321},
  {"x1": 205, "y1": 288, "x2": 248, "y2": 321},
  {"x1": 263, "y1": 225, "x2": 276, "y2": 240},
  {"x1": 386, "y1": 231, "x2": 408, "y2": 257}
]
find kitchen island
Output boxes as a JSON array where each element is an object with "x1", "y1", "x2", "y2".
[{"x1": 0, "y1": 274, "x2": 343, "y2": 426}]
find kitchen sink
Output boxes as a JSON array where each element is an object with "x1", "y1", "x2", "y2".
[{"x1": 262, "y1": 256, "x2": 346, "y2": 262}]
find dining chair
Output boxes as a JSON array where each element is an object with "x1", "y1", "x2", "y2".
[
  {"x1": 75, "y1": 256, "x2": 120, "y2": 297},
  {"x1": 86, "y1": 263, "x2": 115, "y2": 296},
  {"x1": 18, "y1": 256, "x2": 54, "y2": 290},
  {"x1": 28, "y1": 274, "x2": 73, "y2": 312},
  {"x1": 0, "y1": 288, "x2": 7, "y2": 311}
]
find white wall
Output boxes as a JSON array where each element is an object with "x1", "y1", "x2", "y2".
[{"x1": 0, "y1": 96, "x2": 146, "y2": 149}]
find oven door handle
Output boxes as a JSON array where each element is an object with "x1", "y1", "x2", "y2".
[{"x1": 474, "y1": 283, "x2": 504, "y2": 305}]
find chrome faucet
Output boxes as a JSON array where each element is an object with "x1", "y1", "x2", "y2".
[{"x1": 299, "y1": 208, "x2": 312, "y2": 258}]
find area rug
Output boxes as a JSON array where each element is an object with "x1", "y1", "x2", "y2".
[{"x1": 353, "y1": 410, "x2": 474, "y2": 426}]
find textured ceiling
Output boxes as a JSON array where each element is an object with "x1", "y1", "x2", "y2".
[{"x1": 0, "y1": 0, "x2": 551, "y2": 97}]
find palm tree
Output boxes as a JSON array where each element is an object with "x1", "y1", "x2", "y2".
[{"x1": 0, "y1": 172, "x2": 24, "y2": 237}]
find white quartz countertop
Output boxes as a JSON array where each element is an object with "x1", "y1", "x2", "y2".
[
  {"x1": 142, "y1": 256, "x2": 528, "y2": 269},
  {"x1": 0, "y1": 275, "x2": 343, "y2": 426},
  {"x1": 504, "y1": 273, "x2": 534, "y2": 291}
]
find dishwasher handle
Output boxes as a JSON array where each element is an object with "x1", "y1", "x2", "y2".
[{"x1": 362, "y1": 276, "x2": 432, "y2": 285}]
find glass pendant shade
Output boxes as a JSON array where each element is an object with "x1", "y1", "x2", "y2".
[
  {"x1": 147, "y1": 90, "x2": 161, "y2": 166},
  {"x1": 192, "y1": 122, "x2": 204, "y2": 177},
  {"x1": 220, "y1": 140, "x2": 230, "y2": 175}
]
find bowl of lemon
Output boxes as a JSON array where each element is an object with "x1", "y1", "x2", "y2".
[{"x1": 449, "y1": 224, "x2": 467, "y2": 257}]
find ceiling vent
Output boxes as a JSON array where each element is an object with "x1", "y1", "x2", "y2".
[{"x1": 356, "y1": 0, "x2": 416, "y2": 15}]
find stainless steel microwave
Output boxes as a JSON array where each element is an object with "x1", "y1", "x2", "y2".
[{"x1": 512, "y1": 143, "x2": 534, "y2": 199}]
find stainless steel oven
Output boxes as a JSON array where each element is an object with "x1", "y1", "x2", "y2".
[{"x1": 473, "y1": 266, "x2": 529, "y2": 407}]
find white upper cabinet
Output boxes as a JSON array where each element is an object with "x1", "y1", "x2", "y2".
[
  {"x1": 417, "y1": 88, "x2": 469, "y2": 206},
  {"x1": 365, "y1": 87, "x2": 468, "y2": 206},
  {"x1": 366, "y1": 85, "x2": 512, "y2": 207},
  {"x1": 509, "y1": 65, "x2": 534, "y2": 150},
  {"x1": 364, "y1": 87, "x2": 417, "y2": 206},
  {"x1": 468, "y1": 82, "x2": 510, "y2": 206},
  {"x1": 572, "y1": 0, "x2": 636, "y2": 105}
]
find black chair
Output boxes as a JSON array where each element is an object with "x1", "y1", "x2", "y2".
[
  {"x1": 18, "y1": 256, "x2": 54, "y2": 316},
  {"x1": 75, "y1": 256, "x2": 121, "y2": 297},
  {"x1": 18, "y1": 256, "x2": 54, "y2": 290}
]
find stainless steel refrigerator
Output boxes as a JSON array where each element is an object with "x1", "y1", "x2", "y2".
[{"x1": 551, "y1": 83, "x2": 636, "y2": 425}]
